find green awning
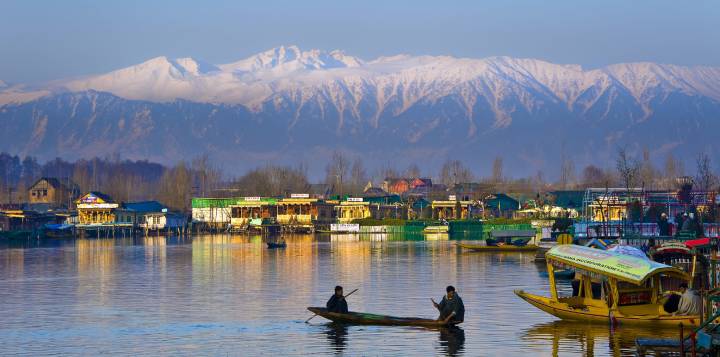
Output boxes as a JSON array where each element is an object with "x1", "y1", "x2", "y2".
[{"x1": 546, "y1": 245, "x2": 688, "y2": 285}]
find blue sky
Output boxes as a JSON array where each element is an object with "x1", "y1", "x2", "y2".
[{"x1": 1, "y1": 0, "x2": 718, "y2": 83}]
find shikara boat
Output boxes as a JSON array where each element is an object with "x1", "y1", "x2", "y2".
[
  {"x1": 650, "y1": 242, "x2": 710, "y2": 290},
  {"x1": 307, "y1": 307, "x2": 459, "y2": 327},
  {"x1": 458, "y1": 242, "x2": 539, "y2": 252},
  {"x1": 267, "y1": 241, "x2": 287, "y2": 248},
  {"x1": 515, "y1": 245, "x2": 700, "y2": 327}
]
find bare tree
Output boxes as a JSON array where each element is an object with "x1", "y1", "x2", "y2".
[
  {"x1": 638, "y1": 148, "x2": 658, "y2": 189},
  {"x1": 233, "y1": 165, "x2": 309, "y2": 197},
  {"x1": 616, "y1": 147, "x2": 640, "y2": 192},
  {"x1": 404, "y1": 163, "x2": 421, "y2": 178},
  {"x1": 158, "y1": 161, "x2": 193, "y2": 212},
  {"x1": 192, "y1": 154, "x2": 222, "y2": 197},
  {"x1": 581, "y1": 165, "x2": 606, "y2": 188},
  {"x1": 663, "y1": 153, "x2": 684, "y2": 189},
  {"x1": 491, "y1": 156, "x2": 504, "y2": 184},
  {"x1": 349, "y1": 158, "x2": 367, "y2": 194},
  {"x1": 533, "y1": 170, "x2": 546, "y2": 193},
  {"x1": 695, "y1": 152, "x2": 717, "y2": 191},
  {"x1": 325, "y1": 150, "x2": 350, "y2": 195},
  {"x1": 439, "y1": 159, "x2": 474, "y2": 186},
  {"x1": 559, "y1": 153, "x2": 575, "y2": 190}
]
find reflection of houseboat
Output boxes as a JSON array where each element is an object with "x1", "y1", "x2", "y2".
[{"x1": 325, "y1": 223, "x2": 360, "y2": 234}]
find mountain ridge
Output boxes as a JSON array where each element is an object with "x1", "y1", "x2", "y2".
[{"x1": 1, "y1": 46, "x2": 719, "y2": 177}]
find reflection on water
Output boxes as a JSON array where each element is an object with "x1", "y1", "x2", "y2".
[
  {"x1": 323, "y1": 323, "x2": 349, "y2": 353},
  {"x1": 523, "y1": 320, "x2": 678, "y2": 357},
  {"x1": 439, "y1": 327, "x2": 466, "y2": 356},
  {"x1": 0, "y1": 233, "x2": 678, "y2": 356}
]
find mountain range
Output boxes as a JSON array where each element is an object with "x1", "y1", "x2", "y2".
[{"x1": 1, "y1": 45, "x2": 720, "y2": 178}]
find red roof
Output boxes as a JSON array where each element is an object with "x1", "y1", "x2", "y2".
[{"x1": 685, "y1": 237, "x2": 711, "y2": 248}]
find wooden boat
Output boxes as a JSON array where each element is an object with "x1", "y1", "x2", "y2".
[
  {"x1": 650, "y1": 242, "x2": 710, "y2": 290},
  {"x1": 42, "y1": 224, "x2": 75, "y2": 239},
  {"x1": 267, "y1": 241, "x2": 287, "y2": 248},
  {"x1": 307, "y1": 307, "x2": 459, "y2": 327},
  {"x1": 515, "y1": 245, "x2": 700, "y2": 327},
  {"x1": 458, "y1": 242, "x2": 539, "y2": 252}
]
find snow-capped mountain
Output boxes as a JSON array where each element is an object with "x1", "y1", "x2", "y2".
[{"x1": 1, "y1": 46, "x2": 719, "y2": 177}]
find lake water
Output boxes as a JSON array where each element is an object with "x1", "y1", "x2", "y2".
[{"x1": 0, "y1": 234, "x2": 677, "y2": 356}]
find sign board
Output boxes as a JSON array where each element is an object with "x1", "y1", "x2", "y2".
[
  {"x1": 244, "y1": 197, "x2": 261, "y2": 201},
  {"x1": 448, "y1": 195, "x2": 457, "y2": 201},
  {"x1": 80, "y1": 193, "x2": 107, "y2": 204},
  {"x1": 347, "y1": 197, "x2": 363, "y2": 202},
  {"x1": 77, "y1": 203, "x2": 119, "y2": 209},
  {"x1": 331, "y1": 223, "x2": 360, "y2": 232},
  {"x1": 291, "y1": 193, "x2": 310, "y2": 198}
]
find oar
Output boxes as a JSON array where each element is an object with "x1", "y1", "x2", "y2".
[{"x1": 306, "y1": 288, "x2": 358, "y2": 323}]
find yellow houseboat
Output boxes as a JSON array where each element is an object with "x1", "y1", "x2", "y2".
[{"x1": 515, "y1": 245, "x2": 700, "y2": 327}]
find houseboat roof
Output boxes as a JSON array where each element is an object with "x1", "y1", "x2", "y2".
[
  {"x1": 546, "y1": 245, "x2": 688, "y2": 285},
  {"x1": 122, "y1": 201, "x2": 165, "y2": 213},
  {"x1": 75, "y1": 192, "x2": 115, "y2": 204}
]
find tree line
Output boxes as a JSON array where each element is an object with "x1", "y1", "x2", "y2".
[{"x1": 0, "y1": 147, "x2": 716, "y2": 212}]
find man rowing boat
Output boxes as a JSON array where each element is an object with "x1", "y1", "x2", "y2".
[
  {"x1": 326, "y1": 285, "x2": 349, "y2": 313},
  {"x1": 432, "y1": 286, "x2": 465, "y2": 324}
]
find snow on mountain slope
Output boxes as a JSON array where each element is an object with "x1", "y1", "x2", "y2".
[
  {"x1": 2, "y1": 47, "x2": 720, "y2": 176},
  {"x1": 2, "y1": 45, "x2": 720, "y2": 121}
]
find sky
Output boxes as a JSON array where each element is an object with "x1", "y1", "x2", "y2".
[{"x1": 1, "y1": 0, "x2": 719, "y2": 84}]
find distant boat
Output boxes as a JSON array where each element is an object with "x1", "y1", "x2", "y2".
[
  {"x1": 43, "y1": 224, "x2": 75, "y2": 239},
  {"x1": 458, "y1": 242, "x2": 539, "y2": 252},
  {"x1": 267, "y1": 241, "x2": 287, "y2": 249}
]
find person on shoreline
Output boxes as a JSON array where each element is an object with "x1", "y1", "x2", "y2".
[
  {"x1": 432, "y1": 286, "x2": 465, "y2": 324},
  {"x1": 326, "y1": 286, "x2": 349, "y2": 313}
]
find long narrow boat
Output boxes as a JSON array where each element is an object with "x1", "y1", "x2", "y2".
[
  {"x1": 458, "y1": 242, "x2": 539, "y2": 252},
  {"x1": 307, "y1": 307, "x2": 459, "y2": 327}
]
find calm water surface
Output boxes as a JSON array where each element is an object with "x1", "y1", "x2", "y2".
[{"x1": 0, "y1": 234, "x2": 676, "y2": 356}]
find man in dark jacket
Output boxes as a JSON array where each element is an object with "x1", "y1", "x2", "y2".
[
  {"x1": 326, "y1": 286, "x2": 349, "y2": 313},
  {"x1": 432, "y1": 285, "x2": 465, "y2": 324}
]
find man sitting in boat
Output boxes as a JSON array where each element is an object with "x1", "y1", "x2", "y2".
[
  {"x1": 675, "y1": 282, "x2": 702, "y2": 316},
  {"x1": 432, "y1": 286, "x2": 465, "y2": 324},
  {"x1": 326, "y1": 286, "x2": 349, "y2": 313}
]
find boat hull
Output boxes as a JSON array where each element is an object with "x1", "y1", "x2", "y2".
[
  {"x1": 458, "y1": 243, "x2": 539, "y2": 252},
  {"x1": 307, "y1": 307, "x2": 458, "y2": 327},
  {"x1": 514, "y1": 290, "x2": 700, "y2": 327}
]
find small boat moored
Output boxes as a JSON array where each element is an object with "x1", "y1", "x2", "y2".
[
  {"x1": 307, "y1": 307, "x2": 460, "y2": 327},
  {"x1": 267, "y1": 241, "x2": 287, "y2": 249}
]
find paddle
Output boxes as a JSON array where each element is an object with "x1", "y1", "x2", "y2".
[{"x1": 306, "y1": 288, "x2": 358, "y2": 323}]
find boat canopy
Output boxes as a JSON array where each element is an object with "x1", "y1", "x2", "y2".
[{"x1": 546, "y1": 245, "x2": 689, "y2": 285}]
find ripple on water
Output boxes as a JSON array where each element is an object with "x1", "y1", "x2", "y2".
[{"x1": 0, "y1": 235, "x2": 676, "y2": 356}]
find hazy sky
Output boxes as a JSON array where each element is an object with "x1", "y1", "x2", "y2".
[{"x1": 1, "y1": 0, "x2": 718, "y2": 83}]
